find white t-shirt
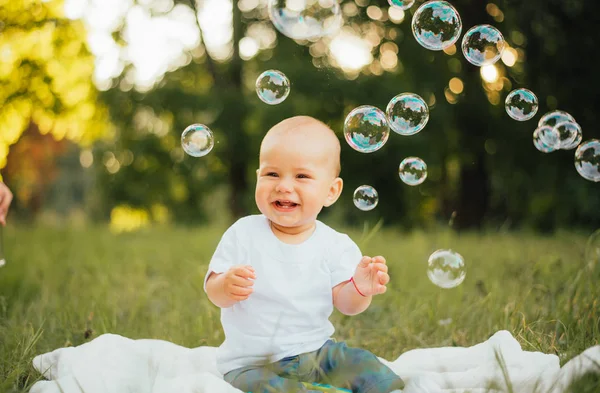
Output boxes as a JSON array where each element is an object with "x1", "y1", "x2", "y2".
[{"x1": 203, "y1": 214, "x2": 363, "y2": 375}]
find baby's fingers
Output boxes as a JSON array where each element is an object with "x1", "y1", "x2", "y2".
[
  {"x1": 231, "y1": 275, "x2": 255, "y2": 287},
  {"x1": 377, "y1": 271, "x2": 390, "y2": 285},
  {"x1": 371, "y1": 263, "x2": 388, "y2": 274},
  {"x1": 229, "y1": 285, "x2": 254, "y2": 297},
  {"x1": 358, "y1": 256, "x2": 372, "y2": 268},
  {"x1": 233, "y1": 265, "x2": 256, "y2": 280},
  {"x1": 372, "y1": 255, "x2": 386, "y2": 264},
  {"x1": 228, "y1": 293, "x2": 251, "y2": 302}
]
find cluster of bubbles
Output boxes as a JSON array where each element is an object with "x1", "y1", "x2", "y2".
[
  {"x1": 530, "y1": 110, "x2": 598, "y2": 182},
  {"x1": 536, "y1": 111, "x2": 581, "y2": 151},
  {"x1": 177, "y1": 0, "x2": 600, "y2": 290},
  {"x1": 345, "y1": 99, "x2": 429, "y2": 221}
]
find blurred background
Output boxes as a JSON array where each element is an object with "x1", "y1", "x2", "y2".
[{"x1": 1, "y1": 0, "x2": 599, "y2": 234}]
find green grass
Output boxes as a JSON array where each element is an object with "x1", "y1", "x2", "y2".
[{"x1": 0, "y1": 222, "x2": 599, "y2": 392}]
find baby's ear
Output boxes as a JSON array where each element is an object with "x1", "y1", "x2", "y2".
[
  {"x1": 324, "y1": 177, "x2": 343, "y2": 207},
  {"x1": 256, "y1": 169, "x2": 259, "y2": 177}
]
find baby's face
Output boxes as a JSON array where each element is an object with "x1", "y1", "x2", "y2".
[{"x1": 255, "y1": 131, "x2": 340, "y2": 230}]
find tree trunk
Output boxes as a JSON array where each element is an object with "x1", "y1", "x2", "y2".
[
  {"x1": 452, "y1": 1, "x2": 491, "y2": 230},
  {"x1": 226, "y1": 1, "x2": 250, "y2": 219}
]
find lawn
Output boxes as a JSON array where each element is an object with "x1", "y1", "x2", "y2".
[{"x1": 0, "y1": 222, "x2": 598, "y2": 392}]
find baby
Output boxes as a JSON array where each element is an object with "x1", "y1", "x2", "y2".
[{"x1": 204, "y1": 116, "x2": 404, "y2": 393}]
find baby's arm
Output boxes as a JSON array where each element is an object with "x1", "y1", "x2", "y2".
[
  {"x1": 205, "y1": 265, "x2": 255, "y2": 308},
  {"x1": 332, "y1": 279, "x2": 372, "y2": 315},
  {"x1": 333, "y1": 255, "x2": 389, "y2": 315}
]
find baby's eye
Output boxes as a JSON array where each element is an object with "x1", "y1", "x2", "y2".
[
  {"x1": 266, "y1": 172, "x2": 278, "y2": 177},
  {"x1": 297, "y1": 174, "x2": 310, "y2": 179}
]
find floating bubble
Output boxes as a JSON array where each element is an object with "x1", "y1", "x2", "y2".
[
  {"x1": 256, "y1": 70, "x2": 291, "y2": 105},
  {"x1": 427, "y1": 249, "x2": 466, "y2": 289},
  {"x1": 461, "y1": 24, "x2": 505, "y2": 66},
  {"x1": 181, "y1": 124, "x2": 214, "y2": 157},
  {"x1": 538, "y1": 110, "x2": 575, "y2": 129},
  {"x1": 353, "y1": 185, "x2": 379, "y2": 211},
  {"x1": 505, "y1": 89, "x2": 538, "y2": 121},
  {"x1": 560, "y1": 124, "x2": 583, "y2": 151},
  {"x1": 538, "y1": 126, "x2": 561, "y2": 149},
  {"x1": 388, "y1": 0, "x2": 415, "y2": 10},
  {"x1": 386, "y1": 93, "x2": 430, "y2": 136},
  {"x1": 533, "y1": 126, "x2": 560, "y2": 153},
  {"x1": 554, "y1": 121, "x2": 582, "y2": 150},
  {"x1": 411, "y1": 1, "x2": 462, "y2": 51},
  {"x1": 268, "y1": 0, "x2": 343, "y2": 41},
  {"x1": 574, "y1": 139, "x2": 600, "y2": 182},
  {"x1": 585, "y1": 229, "x2": 600, "y2": 268},
  {"x1": 344, "y1": 105, "x2": 390, "y2": 153},
  {"x1": 399, "y1": 157, "x2": 428, "y2": 186}
]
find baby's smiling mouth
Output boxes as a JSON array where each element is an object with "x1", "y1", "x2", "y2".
[{"x1": 274, "y1": 200, "x2": 299, "y2": 208}]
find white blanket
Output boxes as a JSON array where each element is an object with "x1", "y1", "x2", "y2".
[{"x1": 30, "y1": 330, "x2": 599, "y2": 393}]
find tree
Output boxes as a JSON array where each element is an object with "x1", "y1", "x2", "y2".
[
  {"x1": 0, "y1": 0, "x2": 111, "y2": 207},
  {"x1": 77, "y1": 0, "x2": 600, "y2": 229}
]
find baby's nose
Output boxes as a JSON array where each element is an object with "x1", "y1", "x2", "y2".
[{"x1": 275, "y1": 179, "x2": 293, "y2": 193}]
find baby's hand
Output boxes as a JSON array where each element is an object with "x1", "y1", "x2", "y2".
[
  {"x1": 352, "y1": 256, "x2": 389, "y2": 296},
  {"x1": 222, "y1": 265, "x2": 255, "y2": 302}
]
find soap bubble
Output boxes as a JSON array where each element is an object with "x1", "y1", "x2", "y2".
[
  {"x1": 256, "y1": 70, "x2": 291, "y2": 105},
  {"x1": 585, "y1": 229, "x2": 600, "y2": 268},
  {"x1": 560, "y1": 124, "x2": 583, "y2": 150},
  {"x1": 427, "y1": 249, "x2": 466, "y2": 289},
  {"x1": 388, "y1": 0, "x2": 415, "y2": 10},
  {"x1": 386, "y1": 93, "x2": 430, "y2": 136},
  {"x1": 344, "y1": 105, "x2": 390, "y2": 153},
  {"x1": 411, "y1": 1, "x2": 462, "y2": 51},
  {"x1": 533, "y1": 126, "x2": 560, "y2": 153},
  {"x1": 554, "y1": 121, "x2": 582, "y2": 150},
  {"x1": 574, "y1": 139, "x2": 600, "y2": 182},
  {"x1": 505, "y1": 89, "x2": 538, "y2": 121},
  {"x1": 353, "y1": 185, "x2": 379, "y2": 211},
  {"x1": 538, "y1": 110, "x2": 575, "y2": 128},
  {"x1": 268, "y1": 0, "x2": 343, "y2": 40},
  {"x1": 181, "y1": 124, "x2": 214, "y2": 157},
  {"x1": 461, "y1": 24, "x2": 505, "y2": 66},
  {"x1": 399, "y1": 157, "x2": 428, "y2": 186}
]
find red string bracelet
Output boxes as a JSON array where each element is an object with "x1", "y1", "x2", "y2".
[{"x1": 350, "y1": 277, "x2": 367, "y2": 297}]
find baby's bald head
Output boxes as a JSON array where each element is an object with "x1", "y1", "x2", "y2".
[{"x1": 260, "y1": 116, "x2": 341, "y2": 177}]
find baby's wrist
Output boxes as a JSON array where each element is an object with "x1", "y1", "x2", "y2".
[{"x1": 350, "y1": 277, "x2": 368, "y2": 297}]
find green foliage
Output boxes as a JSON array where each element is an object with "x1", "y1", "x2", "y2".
[
  {"x1": 0, "y1": 0, "x2": 111, "y2": 168},
  {"x1": 85, "y1": 0, "x2": 600, "y2": 231},
  {"x1": 0, "y1": 224, "x2": 599, "y2": 391}
]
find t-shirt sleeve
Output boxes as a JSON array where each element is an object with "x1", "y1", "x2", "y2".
[
  {"x1": 203, "y1": 225, "x2": 239, "y2": 292},
  {"x1": 329, "y1": 234, "x2": 363, "y2": 288}
]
